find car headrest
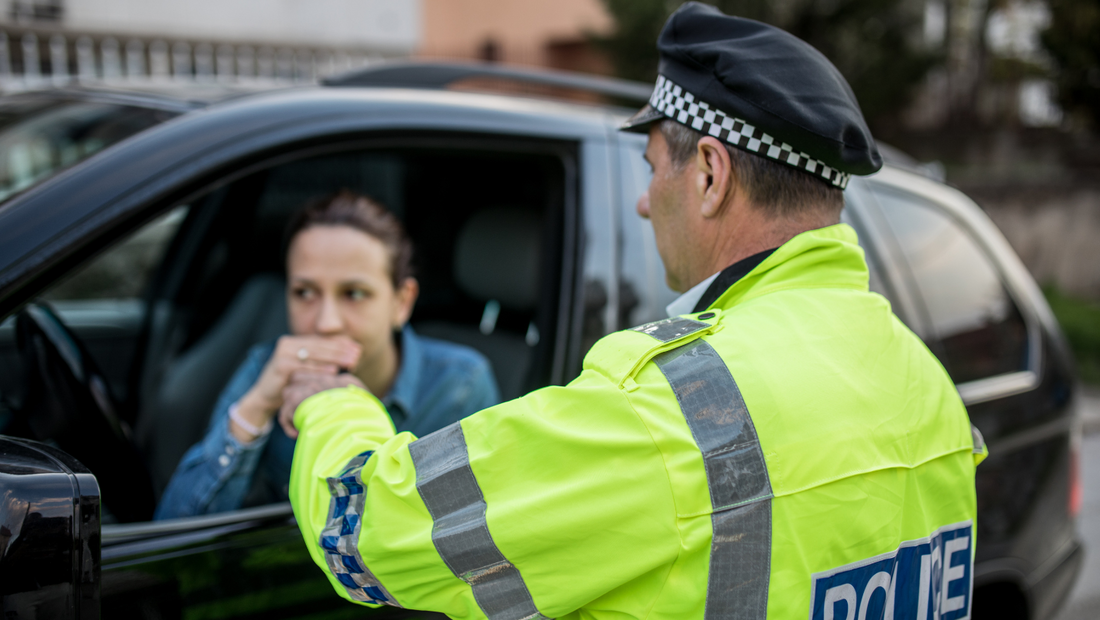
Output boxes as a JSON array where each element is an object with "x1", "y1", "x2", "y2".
[{"x1": 454, "y1": 207, "x2": 542, "y2": 311}]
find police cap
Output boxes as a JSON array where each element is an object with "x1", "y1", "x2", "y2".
[{"x1": 622, "y1": 2, "x2": 882, "y2": 189}]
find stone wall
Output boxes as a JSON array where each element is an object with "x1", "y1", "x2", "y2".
[
  {"x1": 979, "y1": 189, "x2": 1100, "y2": 300},
  {"x1": 886, "y1": 128, "x2": 1100, "y2": 301}
]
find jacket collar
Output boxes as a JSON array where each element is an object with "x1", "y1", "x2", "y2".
[
  {"x1": 691, "y1": 248, "x2": 777, "y2": 314},
  {"x1": 708, "y1": 223, "x2": 869, "y2": 312}
]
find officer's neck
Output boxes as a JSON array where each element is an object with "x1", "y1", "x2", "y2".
[{"x1": 683, "y1": 198, "x2": 836, "y2": 292}]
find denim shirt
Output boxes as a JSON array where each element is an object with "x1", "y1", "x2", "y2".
[{"x1": 155, "y1": 326, "x2": 500, "y2": 519}]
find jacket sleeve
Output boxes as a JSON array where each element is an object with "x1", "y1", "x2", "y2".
[{"x1": 289, "y1": 368, "x2": 681, "y2": 619}]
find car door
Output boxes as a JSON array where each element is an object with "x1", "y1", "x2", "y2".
[{"x1": 115, "y1": 137, "x2": 582, "y2": 618}]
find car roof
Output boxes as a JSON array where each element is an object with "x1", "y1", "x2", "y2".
[
  {"x1": 12, "y1": 81, "x2": 633, "y2": 139},
  {"x1": 6, "y1": 60, "x2": 642, "y2": 120},
  {"x1": 6, "y1": 60, "x2": 940, "y2": 180}
]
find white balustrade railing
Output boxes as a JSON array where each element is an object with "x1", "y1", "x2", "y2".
[{"x1": 0, "y1": 28, "x2": 389, "y2": 91}]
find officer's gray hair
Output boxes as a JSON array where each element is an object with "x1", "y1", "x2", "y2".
[{"x1": 658, "y1": 120, "x2": 844, "y2": 219}]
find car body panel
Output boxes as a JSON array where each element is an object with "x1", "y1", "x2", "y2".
[
  {"x1": 0, "y1": 436, "x2": 100, "y2": 618},
  {"x1": 99, "y1": 503, "x2": 406, "y2": 618}
]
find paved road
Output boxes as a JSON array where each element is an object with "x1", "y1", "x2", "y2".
[{"x1": 1053, "y1": 388, "x2": 1100, "y2": 620}]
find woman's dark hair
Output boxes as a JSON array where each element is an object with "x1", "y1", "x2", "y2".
[{"x1": 284, "y1": 190, "x2": 414, "y2": 287}]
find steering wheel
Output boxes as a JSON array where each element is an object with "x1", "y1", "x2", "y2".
[{"x1": 14, "y1": 302, "x2": 156, "y2": 522}]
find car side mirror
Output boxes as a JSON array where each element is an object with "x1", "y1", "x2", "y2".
[{"x1": 0, "y1": 436, "x2": 100, "y2": 619}]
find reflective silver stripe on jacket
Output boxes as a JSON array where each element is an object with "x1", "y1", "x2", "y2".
[
  {"x1": 409, "y1": 424, "x2": 551, "y2": 620},
  {"x1": 655, "y1": 339, "x2": 773, "y2": 620},
  {"x1": 320, "y1": 450, "x2": 401, "y2": 606},
  {"x1": 631, "y1": 316, "x2": 710, "y2": 343}
]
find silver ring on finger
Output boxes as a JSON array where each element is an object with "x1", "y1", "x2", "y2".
[{"x1": 297, "y1": 347, "x2": 309, "y2": 361}]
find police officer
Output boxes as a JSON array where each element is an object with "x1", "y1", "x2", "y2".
[{"x1": 283, "y1": 4, "x2": 987, "y2": 619}]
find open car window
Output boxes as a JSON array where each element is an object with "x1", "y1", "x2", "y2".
[{"x1": 136, "y1": 137, "x2": 574, "y2": 513}]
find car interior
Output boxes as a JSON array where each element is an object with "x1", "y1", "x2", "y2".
[{"x1": 0, "y1": 136, "x2": 575, "y2": 524}]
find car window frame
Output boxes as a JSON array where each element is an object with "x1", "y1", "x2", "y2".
[
  {"x1": 839, "y1": 177, "x2": 917, "y2": 329},
  {"x1": 101, "y1": 501, "x2": 295, "y2": 551},
  {"x1": 862, "y1": 168, "x2": 1043, "y2": 406},
  {"x1": 845, "y1": 176, "x2": 940, "y2": 343},
  {"x1": 121, "y1": 132, "x2": 582, "y2": 526},
  {"x1": 610, "y1": 131, "x2": 681, "y2": 329}
]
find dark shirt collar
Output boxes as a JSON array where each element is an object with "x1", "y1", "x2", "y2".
[
  {"x1": 381, "y1": 325, "x2": 423, "y2": 427},
  {"x1": 691, "y1": 248, "x2": 778, "y2": 313}
]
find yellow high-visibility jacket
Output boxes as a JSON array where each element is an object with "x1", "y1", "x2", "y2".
[{"x1": 290, "y1": 223, "x2": 986, "y2": 619}]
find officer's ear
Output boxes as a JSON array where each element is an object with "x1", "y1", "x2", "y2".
[{"x1": 694, "y1": 136, "x2": 734, "y2": 219}]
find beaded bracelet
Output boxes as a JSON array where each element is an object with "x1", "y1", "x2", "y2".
[{"x1": 228, "y1": 401, "x2": 273, "y2": 439}]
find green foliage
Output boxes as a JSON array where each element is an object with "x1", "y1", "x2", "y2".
[
  {"x1": 1041, "y1": 0, "x2": 1100, "y2": 129},
  {"x1": 770, "y1": 0, "x2": 938, "y2": 125},
  {"x1": 1043, "y1": 286, "x2": 1100, "y2": 384},
  {"x1": 595, "y1": 0, "x2": 938, "y2": 124},
  {"x1": 595, "y1": 0, "x2": 671, "y2": 83},
  {"x1": 987, "y1": 56, "x2": 1049, "y2": 83}
]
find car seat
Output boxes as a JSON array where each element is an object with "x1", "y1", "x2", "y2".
[
  {"x1": 416, "y1": 207, "x2": 543, "y2": 401},
  {"x1": 139, "y1": 273, "x2": 287, "y2": 494}
]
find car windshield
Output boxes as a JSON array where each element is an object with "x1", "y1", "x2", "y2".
[{"x1": 0, "y1": 96, "x2": 179, "y2": 203}]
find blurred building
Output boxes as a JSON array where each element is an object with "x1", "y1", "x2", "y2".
[
  {"x1": 0, "y1": 0, "x2": 1061, "y2": 129},
  {"x1": 417, "y1": 0, "x2": 613, "y2": 75},
  {"x1": 0, "y1": 0, "x2": 420, "y2": 89}
]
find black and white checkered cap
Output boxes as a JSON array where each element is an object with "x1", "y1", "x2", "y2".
[
  {"x1": 619, "y1": 3, "x2": 881, "y2": 186},
  {"x1": 646, "y1": 75, "x2": 851, "y2": 189}
]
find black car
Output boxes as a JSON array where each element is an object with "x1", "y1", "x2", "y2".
[{"x1": 0, "y1": 63, "x2": 1084, "y2": 619}]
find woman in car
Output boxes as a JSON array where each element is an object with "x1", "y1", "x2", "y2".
[{"x1": 155, "y1": 191, "x2": 500, "y2": 518}]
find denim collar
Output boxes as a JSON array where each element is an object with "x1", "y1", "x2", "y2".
[{"x1": 381, "y1": 325, "x2": 422, "y2": 428}]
